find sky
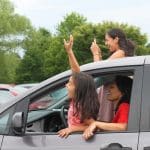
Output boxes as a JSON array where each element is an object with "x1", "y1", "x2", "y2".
[{"x1": 10, "y1": 0, "x2": 150, "y2": 41}]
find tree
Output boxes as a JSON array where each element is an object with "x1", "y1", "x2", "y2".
[
  {"x1": 41, "y1": 12, "x2": 88, "y2": 78},
  {"x1": 16, "y1": 28, "x2": 52, "y2": 83},
  {"x1": 71, "y1": 21, "x2": 148, "y2": 65},
  {"x1": 16, "y1": 12, "x2": 150, "y2": 83},
  {"x1": 56, "y1": 12, "x2": 87, "y2": 36},
  {"x1": 0, "y1": 0, "x2": 32, "y2": 83}
]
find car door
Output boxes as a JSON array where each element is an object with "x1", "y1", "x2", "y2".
[
  {"x1": 138, "y1": 64, "x2": 150, "y2": 150},
  {"x1": 79, "y1": 66, "x2": 143, "y2": 150},
  {"x1": 0, "y1": 135, "x2": 3, "y2": 149},
  {"x1": 1, "y1": 66, "x2": 143, "y2": 150}
]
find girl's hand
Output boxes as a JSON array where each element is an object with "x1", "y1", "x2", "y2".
[
  {"x1": 64, "y1": 35, "x2": 73, "y2": 54},
  {"x1": 58, "y1": 128, "x2": 72, "y2": 138},
  {"x1": 83, "y1": 122, "x2": 97, "y2": 140},
  {"x1": 90, "y1": 38, "x2": 102, "y2": 57}
]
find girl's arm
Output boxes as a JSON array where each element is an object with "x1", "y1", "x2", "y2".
[
  {"x1": 58, "y1": 118, "x2": 94, "y2": 138},
  {"x1": 64, "y1": 35, "x2": 80, "y2": 73},
  {"x1": 58, "y1": 125, "x2": 88, "y2": 138}
]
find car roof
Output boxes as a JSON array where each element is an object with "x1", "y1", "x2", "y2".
[
  {"x1": 16, "y1": 83, "x2": 39, "y2": 89},
  {"x1": 0, "y1": 84, "x2": 13, "y2": 89},
  {"x1": 0, "y1": 55, "x2": 148, "y2": 113}
]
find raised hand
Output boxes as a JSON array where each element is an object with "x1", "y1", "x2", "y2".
[
  {"x1": 90, "y1": 38, "x2": 102, "y2": 61},
  {"x1": 90, "y1": 38, "x2": 101, "y2": 55},
  {"x1": 64, "y1": 35, "x2": 73, "y2": 54}
]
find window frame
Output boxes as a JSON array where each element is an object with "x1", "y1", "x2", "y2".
[
  {"x1": 140, "y1": 64, "x2": 150, "y2": 131},
  {"x1": 23, "y1": 65, "x2": 143, "y2": 135},
  {"x1": 85, "y1": 65, "x2": 143, "y2": 132}
]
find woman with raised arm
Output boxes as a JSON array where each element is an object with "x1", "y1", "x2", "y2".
[{"x1": 91, "y1": 28, "x2": 135, "y2": 62}]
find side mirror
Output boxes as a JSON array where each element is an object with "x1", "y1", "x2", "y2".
[{"x1": 12, "y1": 112, "x2": 24, "y2": 135}]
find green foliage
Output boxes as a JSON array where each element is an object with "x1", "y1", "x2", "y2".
[
  {"x1": 56, "y1": 12, "x2": 87, "y2": 37},
  {"x1": 43, "y1": 36, "x2": 68, "y2": 78},
  {"x1": 0, "y1": 0, "x2": 31, "y2": 36},
  {"x1": 0, "y1": 51, "x2": 20, "y2": 83},
  {"x1": 0, "y1": 0, "x2": 32, "y2": 83},
  {"x1": 1, "y1": 7, "x2": 149, "y2": 83},
  {"x1": 16, "y1": 28, "x2": 52, "y2": 83}
]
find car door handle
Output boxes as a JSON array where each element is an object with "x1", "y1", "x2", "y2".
[
  {"x1": 100, "y1": 143, "x2": 132, "y2": 150},
  {"x1": 144, "y1": 147, "x2": 150, "y2": 150}
]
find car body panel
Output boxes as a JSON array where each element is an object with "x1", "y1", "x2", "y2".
[{"x1": 2, "y1": 133, "x2": 138, "y2": 150}]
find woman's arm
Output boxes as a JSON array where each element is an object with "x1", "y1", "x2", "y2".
[
  {"x1": 64, "y1": 35, "x2": 80, "y2": 73},
  {"x1": 83, "y1": 121, "x2": 127, "y2": 140},
  {"x1": 94, "y1": 121, "x2": 127, "y2": 131},
  {"x1": 108, "y1": 50, "x2": 125, "y2": 60}
]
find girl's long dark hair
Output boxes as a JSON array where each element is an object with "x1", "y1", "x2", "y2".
[
  {"x1": 72, "y1": 72, "x2": 99, "y2": 122},
  {"x1": 114, "y1": 75, "x2": 133, "y2": 112},
  {"x1": 107, "y1": 28, "x2": 135, "y2": 56}
]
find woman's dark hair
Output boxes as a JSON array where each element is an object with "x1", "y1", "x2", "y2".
[
  {"x1": 72, "y1": 72, "x2": 99, "y2": 122},
  {"x1": 107, "y1": 28, "x2": 135, "y2": 56},
  {"x1": 114, "y1": 75, "x2": 133, "y2": 111}
]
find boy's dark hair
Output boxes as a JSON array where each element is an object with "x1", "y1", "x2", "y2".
[{"x1": 72, "y1": 72, "x2": 99, "y2": 122}]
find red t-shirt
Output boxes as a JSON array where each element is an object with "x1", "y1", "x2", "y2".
[{"x1": 112, "y1": 103, "x2": 130, "y2": 123}]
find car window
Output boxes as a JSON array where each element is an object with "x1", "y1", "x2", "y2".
[
  {"x1": 96, "y1": 73, "x2": 134, "y2": 125},
  {"x1": 0, "y1": 107, "x2": 15, "y2": 134},
  {"x1": 26, "y1": 85, "x2": 68, "y2": 132},
  {"x1": 25, "y1": 71, "x2": 134, "y2": 134},
  {"x1": 29, "y1": 86, "x2": 67, "y2": 111}
]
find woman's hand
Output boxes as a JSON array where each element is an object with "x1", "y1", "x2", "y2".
[
  {"x1": 90, "y1": 39, "x2": 102, "y2": 61},
  {"x1": 83, "y1": 121, "x2": 97, "y2": 140},
  {"x1": 90, "y1": 39, "x2": 101, "y2": 55},
  {"x1": 58, "y1": 128, "x2": 72, "y2": 138},
  {"x1": 64, "y1": 35, "x2": 73, "y2": 54}
]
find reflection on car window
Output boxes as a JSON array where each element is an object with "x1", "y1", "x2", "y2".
[
  {"x1": 29, "y1": 87, "x2": 67, "y2": 111},
  {"x1": 50, "y1": 87, "x2": 67, "y2": 101}
]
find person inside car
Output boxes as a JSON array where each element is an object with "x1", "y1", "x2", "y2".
[
  {"x1": 83, "y1": 75, "x2": 133, "y2": 140},
  {"x1": 58, "y1": 72, "x2": 99, "y2": 138}
]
